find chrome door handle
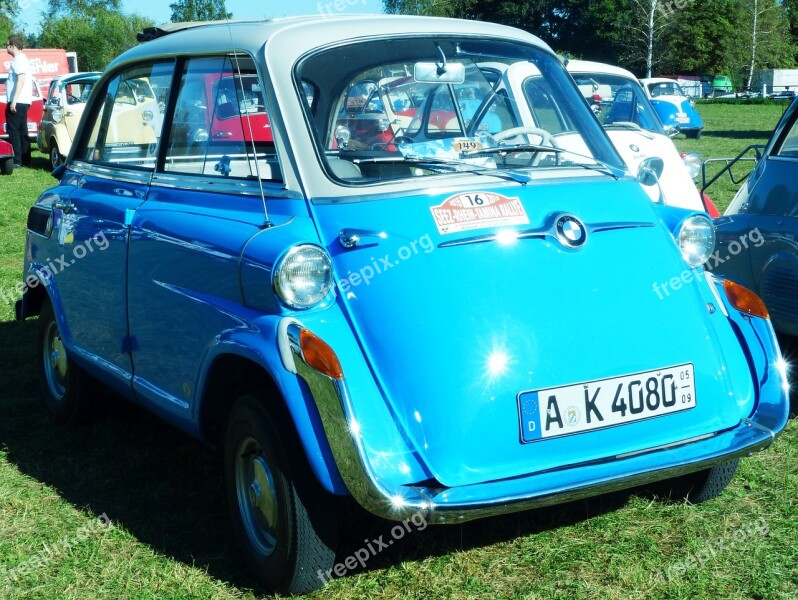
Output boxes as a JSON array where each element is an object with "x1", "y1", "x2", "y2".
[
  {"x1": 53, "y1": 200, "x2": 74, "y2": 213},
  {"x1": 338, "y1": 228, "x2": 388, "y2": 248}
]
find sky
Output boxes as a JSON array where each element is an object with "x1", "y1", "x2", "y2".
[{"x1": 15, "y1": 0, "x2": 382, "y2": 35}]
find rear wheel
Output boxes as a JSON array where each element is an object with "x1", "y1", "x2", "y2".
[
  {"x1": 687, "y1": 129, "x2": 702, "y2": 140},
  {"x1": 659, "y1": 459, "x2": 739, "y2": 503},
  {"x1": 37, "y1": 298, "x2": 96, "y2": 423},
  {"x1": 1, "y1": 157, "x2": 12, "y2": 175},
  {"x1": 50, "y1": 142, "x2": 63, "y2": 169},
  {"x1": 224, "y1": 393, "x2": 337, "y2": 594}
]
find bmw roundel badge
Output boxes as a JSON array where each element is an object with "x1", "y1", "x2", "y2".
[{"x1": 555, "y1": 214, "x2": 587, "y2": 249}]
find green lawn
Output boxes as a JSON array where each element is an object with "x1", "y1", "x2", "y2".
[{"x1": 1, "y1": 105, "x2": 796, "y2": 599}]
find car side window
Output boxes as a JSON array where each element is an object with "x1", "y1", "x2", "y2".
[
  {"x1": 163, "y1": 54, "x2": 281, "y2": 181},
  {"x1": 523, "y1": 77, "x2": 573, "y2": 134},
  {"x1": 81, "y1": 62, "x2": 173, "y2": 170},
  {"x1": 777, "y1": 117, "x2": 798, "y2": 158}
]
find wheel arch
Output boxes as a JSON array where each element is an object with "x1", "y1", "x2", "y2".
[{"x1": 198, "y1": 349, "x2": 347, "y2": 495}]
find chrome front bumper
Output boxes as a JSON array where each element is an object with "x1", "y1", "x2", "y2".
[{"x1": 285, "y1": 322, "x2": 785, "y2": 525}]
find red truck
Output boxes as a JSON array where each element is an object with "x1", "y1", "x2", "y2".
[{"x1": 1, "y1": 49, "x2": 76, "y2": 141}]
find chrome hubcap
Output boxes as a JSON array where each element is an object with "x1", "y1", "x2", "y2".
[
  {"x1": 43, "y1": 321, "x2": 67, "y2": 400},
  {"x1": 236, "y1": 437, "x2": 278, "y2": 556}
]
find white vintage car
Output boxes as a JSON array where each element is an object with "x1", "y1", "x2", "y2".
[{"x1": 566, "y1": 61, "x2": 707, "y2": 211}]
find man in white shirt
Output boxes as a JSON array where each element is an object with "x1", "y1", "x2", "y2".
[{"x1": 6, "y1": 35, "x2": 33, "y2": 167}]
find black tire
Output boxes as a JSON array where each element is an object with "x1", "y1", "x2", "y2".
[
  {"x1": 37, "y1": 298, "x2": 95, "y2": 423},
  {"x1": 50, "y1": 142, "x2": 62, "y2": 169},
  {"x1": 687, "y1": 129, "x2": 702, "y2": 140},
  {"x1": 659, "y1": 459, "x2": 739, "y2": 503},
  {"x1": 1, "y1": 157, "x2": 12, "y2": 175},
  {"x1": 224, "y1": 394, "x2": 337, "y2": 594}
]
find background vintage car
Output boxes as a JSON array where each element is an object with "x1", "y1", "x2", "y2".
[
  {"x1": 0, "y1": 72, "x2": 44, "y2": 141},
  {"x1": 37, "y1": 71, "x2": 101, "y2": 167},
  {"x1": 712, "y1": 97, "x2": 798, "y2": 335},
  {"x1": 15, "y1": 17, "x2": 789, "y2": 595},
  {"x1": 566, "y1": 60, "x2": 706, "y2": 211},
  {"x1": 641, "y1": 77, "x2": 704, "y2": 139}
]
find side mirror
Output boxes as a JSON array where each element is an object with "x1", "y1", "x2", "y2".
[
  {"x1": 48, "y1": 96, "x2": 61, "y2": 107},
  {"x1": 637, "y1": 157, "x2": 664, "y2": 187}
]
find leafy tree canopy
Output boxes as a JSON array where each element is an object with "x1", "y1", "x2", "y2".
[{"x1": 169, "y1": 0, "x2": 232, "y2": 23}]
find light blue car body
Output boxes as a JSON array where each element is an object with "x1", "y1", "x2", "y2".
[{"x1": 17, "y1": 17, "x2": 788, "y2": 524}]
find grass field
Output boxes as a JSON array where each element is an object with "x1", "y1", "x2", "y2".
[{"x1": 1, "y1": 104, "x2": 796, "y2": 599}]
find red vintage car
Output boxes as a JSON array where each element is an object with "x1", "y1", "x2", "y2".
[
  {"x1": 0, "y1": 73, "x2": 45, "y2": 141},
  {"x1": 171, "y1": 71, "x2": 273, "y2": 148},
  {"x1": 0, "y1": 139, "x2": 14, "y2": 174}
]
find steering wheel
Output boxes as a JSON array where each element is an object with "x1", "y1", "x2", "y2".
[
  {"x1": 66, "y1": 94, "x2": 81, "y2": 104},
  {"x1": 491, "y1": 126, "x2": 559, "y2": 166}
]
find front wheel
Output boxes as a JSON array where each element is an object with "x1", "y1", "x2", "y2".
[
  {"x1": 50, "y1": 142, "x2": 63, "y2": 169},
  {"x1": 1, "y1": 157, "x2": 13, "y2": 175},
  {"x1": 224, "y1": 394, "x2": 337, "y2": 594}
]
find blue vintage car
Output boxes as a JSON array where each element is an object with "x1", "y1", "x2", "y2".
[
  {"x1": 641, "y1": 77, "x2": 705, "y2": 139},
  {"x1": 711, "y1": 98, "x2": 798, "y2": 335},
  {"x1": 15, "y1": 17, "x2": 789, "y2": 594}
]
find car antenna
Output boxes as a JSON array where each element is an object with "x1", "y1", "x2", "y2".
[{"x1": 225, "y1": 20, "x2": 271, "y2": 228}]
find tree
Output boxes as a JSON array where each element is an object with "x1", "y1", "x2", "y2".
[
  {"x1": 739, "y1": 0, "x2": 794, "y2": 89},
  {"x1": 46, "y1": 0, "x2": 121, "y2": 18},
  {"x1": 169, "y1": 0, "x2": 232, "y2": 22},
  {"x1": 39, "y1": 9, "x2": 152, "y2": 71}
]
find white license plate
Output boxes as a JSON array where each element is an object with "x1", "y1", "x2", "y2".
[{"x1": 517, "y1": 363, "x2": 695, "y2": 443}]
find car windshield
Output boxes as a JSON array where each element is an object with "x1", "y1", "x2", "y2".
[
  {"x1": 571, "y1": 73, "x2": 665, "y2": 135},
  {"x1": 295, "y1": 37, "x2": 623, "y2": 186},
  {"x1": 648, "y1": 81, "x2": 685, "y2": 97}
]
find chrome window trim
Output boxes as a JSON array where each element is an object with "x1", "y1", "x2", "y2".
[
  {"x1": 150, "y1": 172, "x2": 303, "y2": 198},
  {"x1": 70, "y1": 161, "x2": 153, "y2": 185}
]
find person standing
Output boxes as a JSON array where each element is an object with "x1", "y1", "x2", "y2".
[{"x1": 5, "y1": 35, "x2": 33, "y2": 168}]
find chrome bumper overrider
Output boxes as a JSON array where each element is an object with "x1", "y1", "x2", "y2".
[{"x1": 286, "y1": 323, "x2": 783, "y2": 525}]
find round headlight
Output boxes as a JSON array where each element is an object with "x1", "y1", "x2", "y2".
[
  {"x1": 677, "y1": 214, "x2": 715, "y2": 267},
  {"x1": 681, "y1": 152, "x2": 702, "y2": 181},
  {"x1": 52, "y1": 109, "x2": 63, "y2": 122},
  {"x1": 273, "y1": 245, "x2": 333, "y2": 308}
]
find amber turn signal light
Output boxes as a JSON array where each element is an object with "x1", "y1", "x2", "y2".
[
  {"x1": 300, "y1": 328, "x2": 344, "y2": 379},
  {"x1": 723, "y1": 280, "x2": 769, "y2": 319}
]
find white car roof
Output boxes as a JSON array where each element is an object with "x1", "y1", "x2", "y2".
[
  {"x1": 110, "y1": 15, "x2": 553, "y2": 71},
  {"x1": 640, "y1": 77, "x2": 679, "y2": 85},
  {"x1": 566, "y1": 59, "x2": 637, "y2": 80}
]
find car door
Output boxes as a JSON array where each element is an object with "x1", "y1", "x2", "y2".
[
  {"x1": 126, "y1": 54, "x2": 282, "y2": 420},
  {"x1": 746, "y1": 108, "x2": 798, "y2": 334},
  {"x1": 53, "y1": 61, "x2": 174, "y2": 391}
]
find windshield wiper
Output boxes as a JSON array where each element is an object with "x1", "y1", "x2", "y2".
[
  {"x1": 463, "y1": 144, "x2": 564, "y2": 158},
  {"x1": 603, "y1": 122, "x2": 655, "y2": 139},
  {"x1": 351, "y1": 155, "x2": 532, "y2": 184}
]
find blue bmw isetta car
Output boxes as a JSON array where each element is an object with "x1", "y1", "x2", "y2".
[{"x1": 16, "y1": 16, "x2": 789, "y2": 594}]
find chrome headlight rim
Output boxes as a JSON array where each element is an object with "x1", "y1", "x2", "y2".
[
  {"x1": 273, "y1": 244, "x2": 333, "y2": 309},
  {"x1": 676, "y1": 214, "x2": 715, "y2": 268}
]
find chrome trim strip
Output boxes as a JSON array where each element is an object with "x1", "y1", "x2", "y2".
[
  {"x1": 287, "y1": 323, "x2": 778, "y2": 524},
  {"x1": 706, "y1": 273, "x2": 730, "y2": 317},
  {"x1": 150, "y1": 173, "x2": 303, "y2": 199},
  {"x1": 438, "y1": 219, "x2": 653, "y2": 249},
  {"x1": 70, "y1": 161, "x2": 153, "y2": 185}
]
